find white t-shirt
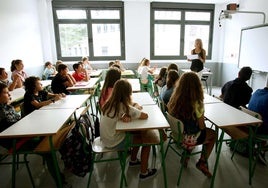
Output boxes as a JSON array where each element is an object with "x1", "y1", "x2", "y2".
[
  {"x1": 100, "y1": 104, "x2": 142, "y2": 148},
  {"x1": 138, "y1": 66, "x2": 150, "y2": 84}
]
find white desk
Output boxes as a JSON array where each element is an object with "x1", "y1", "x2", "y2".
[
  {"x1": 40, "y1": 94, "x2": 90, "y2": 110},
  {"x1": 0, "y1": 108, "x2": 75, "y2": 138},
  {"x1": 125, "y1": 78, "x2": 141, "y2": 92},
  {"x1": 204, "y1": 102, "x2": 262, "y2": 188},
  {"x1": 0, "y1": 108, "x2": 76, "y2": 187},
  {"x1": 204, "y1": 93, "x2": 222, "y2": 104},
  {"x1": 9, "y1": 88, "x2": 25, "y2": 104},
  {"x1": 89, "y1": 69, "x2": 102, "y2": 77},
  {"x1": 181, "y1": 69, "x2": 213, "y2": 95},
  {"x1": 116, "y1": 105, "x2": 169, "y2": 187},
  {"x1": 40, "y1": 80, "x2": 52, "y2": 88},
  {"x1": 132, "y1": 92, "x2": 156, "y2": 106},
  {"x1": 121, "y1": 70, "x2": 135, "y2": 78},
  {"x1": 100, "y1": 78, "x2": 141, "y2": 92},
  {"x1": 67, "y1": 77, "x2": 99, "y2": 90}
]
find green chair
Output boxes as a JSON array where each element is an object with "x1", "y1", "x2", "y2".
[
  {"x1": 164, "y1": 112, "x2": 204, "y2": 186},
  {"x1": 76, "y1": 106, "x2": 127, "y2": 188}
]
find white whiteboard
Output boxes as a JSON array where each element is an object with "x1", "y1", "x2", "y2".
[{"x1": 238, "y1": 24, "x2": 268, "y2": 72}]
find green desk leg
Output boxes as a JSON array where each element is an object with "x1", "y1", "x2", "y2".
[
  {"x1": 159, "y1": 130, "x2": 168, "y2": 188},
  {"x1": 12, "y1": 139, "x2": 17, "y2": 188},
  {"x1": 210, "y1": 130, "x2": 224, "y2": 188},
  {"x1": 49, "y1": 136, "x2": 62, "y2": 188},
  {"x1": 248, "y1": 127, "x2": 253, "y2": 185}
]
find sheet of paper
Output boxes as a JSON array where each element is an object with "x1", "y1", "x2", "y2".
[{"x1": 187, "y1": 54, "x2": 199, "y2": 60}]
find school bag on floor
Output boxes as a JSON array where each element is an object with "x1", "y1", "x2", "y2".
[{"x1": 59, "y1": 113, "x2": 98, "y2": 177}]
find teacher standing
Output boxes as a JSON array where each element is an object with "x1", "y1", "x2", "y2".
[{"x1": 189, "y1": 38, "x2": 206, "y2": 78}]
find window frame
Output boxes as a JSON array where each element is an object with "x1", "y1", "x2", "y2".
[
  {"x1": 52, "y1": 1, "x2": 125, "y2": 61},
  {"x1": 150, "y1": 2, "x2": 214, "y2": 60}
]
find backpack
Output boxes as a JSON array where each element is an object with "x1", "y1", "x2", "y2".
[{"x1": 59, "y1": 113, "x2": 99, "y2": 177}]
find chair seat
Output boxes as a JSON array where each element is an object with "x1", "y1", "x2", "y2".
[{"x1": 92, "y1": 137, "x2": 123, "y2": 153}]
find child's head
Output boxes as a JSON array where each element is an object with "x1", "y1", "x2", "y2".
[
  {"x1": 55, "y1": 60, "x2": 63, "y2": 71},
  {"x1": 140, "y1": 58, "x2": 150, "y2": 66},
  {"x1": 103, "y1": 68, "x2": 121, "y2": 88},
  {"x1": 82, "y1": 56, "x2": 88, "y2": 63},
  {"x1": 0, "y1": 68, "x2": 8, "y2": 80},
  {"x1": 11, "y1": 59, "x2": 23, "y2": 72},
  {"x1": 158, "y1": 67, "x2": 167, "y2": 78},
  {"x1": 167, "y1": 63, "x2": 178, "y2": 72},
  {"x1": 24, "y1": 76, "x2": 42, "y2": 93},
  {"x1": 168, "y1": 72, "x2": 203, "y2": 118},
  {"x1": 0, "y1": 83, "x2": 9, "y2": 104},
  {"x1": 102, "y1": 79, "x2": 132, "y2": 118},
  {"x1": 238, "y1": 66, "x2": 252, "y2": 81},
  {"x1": 109, "y1": 61, "x2": 115, "y2": 67},
  {"x1": 166, "y1": 70, "x2": 179, "y2": 89},
  {"x1": 73, "y1": 63, "x2": 83, "y2": 72},
  {"x1": 58, "y1": 64, "x2": 68, "y2": 75},
  {"x1": 45, "y1": 61, "x2": 52, "y2": 68}
]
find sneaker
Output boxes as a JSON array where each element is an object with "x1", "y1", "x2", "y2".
[
  {"x1": 196, "y1": 160, "x2": 212, "y2": 178},
  {"x1": 129, "y1": 159, "x2": 141, "y2": 167},
  {"x1": 258, "y1": 152, "x2": 267, "y2": 166},
  {"x1": 139, "y1": 169, "x2": 158, "y2": 181}
]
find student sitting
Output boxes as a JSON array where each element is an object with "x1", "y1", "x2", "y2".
[
  {"x1": 72, "y1": 62, "x2": 89, "y2": 82},
  {"x1": 0, "y1": 67, "x2": 22, "y2": 91},
  {"x1": 220, "y1": 66, "x2": 253, "y2": 108},
  {"x1": 10, "y1": 59, "x2": 27, "y2": 83},
  {"x1": 0, "y1": 83, "x2": 71, "y2": 188},
  {"x1": 43, "y1": 61, "x2": 57, "y2": 80},
  {"x1": 23, "y1": 76, "x2": 65, "y2": 116},
  {"x1": 82, "y1": 56, "x2": 93, "y2": 71},
  {"x1": 160, "y1": 70, "x2": 179, "y2": 105},
  {"x1": 167, "y1": 72, "x2": 216, "y2": 177},
  {"x1": 51, "y1": 64, "x2": 76, "y2": 94},
  {"x1": 162, "y1": 63, "x2": 179, "y2": 86},
  {"x1": 248, "y1": 81, "x2": 268, "y2": 135},
  {"x1": 100, "y1": 79, "x2": 158, "y2": 180},
  {"x1": 154, "y1": 66, "x2": 167, "y2": 88},
  {"x1": 99, "y1": 67, "x2": 121, "y2": 109},
  {"x1": 137, "y1": 58, "x2": 155, "y2": 84}
]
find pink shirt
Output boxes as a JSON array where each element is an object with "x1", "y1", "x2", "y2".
[{"x1": 99, "y1": 87, "x2": 113, "y2": 108}]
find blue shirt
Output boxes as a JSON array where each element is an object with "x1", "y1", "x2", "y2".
[{"x1": 248, "y1": 88, "x2": 268, "y2": 134}]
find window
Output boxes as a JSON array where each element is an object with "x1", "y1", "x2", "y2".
[
  {"x1": 151, "y1": 3, "x2": 214, "y2": 60},
  {"x1": 52, "y1": 1, "x2": 125, "y2": 61}
]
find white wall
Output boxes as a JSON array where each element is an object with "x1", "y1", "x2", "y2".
[
  {"x1": 0, "y1": 0, "x2": 44, "y2": 73},
  {"x1": 219, "y1": 0, "x2": 268, "y2": 88}
]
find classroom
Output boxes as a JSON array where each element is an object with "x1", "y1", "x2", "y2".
[{"x1": 0, "y1": 0, "x2": 268, "y2": 188}]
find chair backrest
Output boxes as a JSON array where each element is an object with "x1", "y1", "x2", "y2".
[
  {"x1": 166, "y1": 112, "x2": 184, "y2": 143},
  {"x1": 239, "y1": 106, "x2": 262, "y2": 120}
]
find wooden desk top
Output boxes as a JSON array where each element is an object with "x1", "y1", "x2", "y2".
[
  {"x1": 132, "y1": 92, "x2": 155, "y2": 106},
  {"x1": 205, "y1": 103, "x2": 262, "y2": 128},
  {"x1": 116, "y1": 105, "x2": 169, "y2": 132},
  {"x1": 40, "y1": 94, "x2": 90, "y2": 110},
  {"x1": 0, "y1": 108, "x2": 76, "y2": 138},
  {"x1": 121, "y1": 70, "x2": 135, "y2": 76}
]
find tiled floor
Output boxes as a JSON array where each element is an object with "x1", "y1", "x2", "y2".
[{"x1": 1, "y1": 87, "x2": 268, "y2": 188}]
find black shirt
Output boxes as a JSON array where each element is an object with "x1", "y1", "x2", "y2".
[
  {"x1": 221, "y1": 78, "x2": 253, "y2": 108},
  {"x1": 23, "y1": 90, "x2": 48, "y2": 116}
]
